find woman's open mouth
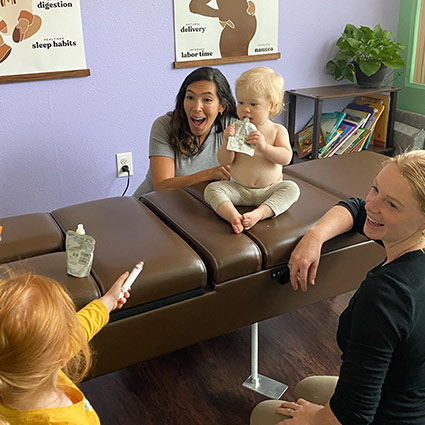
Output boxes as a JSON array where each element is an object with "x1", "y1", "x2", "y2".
[
  {"x1": 366, "y1": 216, "x2": 384, "y2": 228},
  {"x1": 191, "y1": 117, "x2": 206, "y2": 128}
]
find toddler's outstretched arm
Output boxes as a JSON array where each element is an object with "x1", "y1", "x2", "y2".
[
  {"x1": 76, "y1": 272, "x2": 131, "y2": 343},
  {"x1": 99, "y1": 272, "x2": 130, "y2": 313}
]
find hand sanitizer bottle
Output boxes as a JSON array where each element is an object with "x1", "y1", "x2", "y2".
[{"x1": 66, "y1": 224, "x2": 96, "y2": 278}]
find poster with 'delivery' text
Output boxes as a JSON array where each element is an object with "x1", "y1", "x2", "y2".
[
  {"x1": 174, "y1": 0, "x2": 279, "y2": 66},
  {"x1": 0, "y1": 0, "x2": 87, "y2": 78}
]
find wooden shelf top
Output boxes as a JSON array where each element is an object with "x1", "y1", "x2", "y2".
[
  {"x1": 288, "y1": 84, "x2": 400, "y2": 100},
  {"x1": 293, "y1": 145, "x2": 394, "y2": 162}
]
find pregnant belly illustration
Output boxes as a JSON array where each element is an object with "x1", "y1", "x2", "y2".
[
  {"x1": 189, "y1": 0, "x2": 257, "y2": 58},
  {"x1": 219, "y1": 14, "x2": 256, "y2": 57}
]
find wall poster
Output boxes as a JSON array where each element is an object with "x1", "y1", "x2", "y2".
[
  {"x1": 0, "y1": 0, "x2": 89, "y2": 83},
  {"x1": 173, "y1": 0, "x2": 280, "y2": 68}
]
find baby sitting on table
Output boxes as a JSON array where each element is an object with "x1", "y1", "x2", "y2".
[{"x1": 204, "y1": 66, "x2": 300, "y2": 234}]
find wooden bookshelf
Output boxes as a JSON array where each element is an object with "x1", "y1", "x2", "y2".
[{"x1": 287, "y1": 84, "x2": 400, "y2": 159}]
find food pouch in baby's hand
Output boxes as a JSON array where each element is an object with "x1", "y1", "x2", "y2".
[
  {"x1": 66, "y1": 224, "x2": 95, "y2": 278},
  {"x1": 226, "y1": 118, "x2": 257, "y2": 157}
]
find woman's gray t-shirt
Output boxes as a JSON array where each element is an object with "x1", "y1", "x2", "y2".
[{"x1": 133, "y1": 114, "x2": 229, "y2": 198}]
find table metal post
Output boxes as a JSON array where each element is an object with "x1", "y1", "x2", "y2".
[{"x1": 242, "y1": 323, "x2": 288, "y2": 398}]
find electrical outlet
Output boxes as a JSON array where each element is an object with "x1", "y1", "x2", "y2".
[{"x1": 116, "y1": 152, "x2": 134, "y2": 178}]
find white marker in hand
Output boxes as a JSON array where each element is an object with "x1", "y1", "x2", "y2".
[{"x1": 120, "y1": 261, "x2": 144, "y2": 298}]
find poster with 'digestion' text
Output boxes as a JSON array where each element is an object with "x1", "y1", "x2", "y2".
[
  {"x1": 174, "y1": 0, "x2": 279, "y2": 64},
  {"x1": 0, "y1": 0, "x2": 87, "y2": 77}
]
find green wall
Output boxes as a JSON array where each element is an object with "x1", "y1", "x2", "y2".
[{"x1": 397, "y1": 0, "x2": 425, "y2": 114}]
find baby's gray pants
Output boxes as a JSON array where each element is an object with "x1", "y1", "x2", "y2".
[{"x1": 204, "y1": 179, "x2": 300, "y2": 217}]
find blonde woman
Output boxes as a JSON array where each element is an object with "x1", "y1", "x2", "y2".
[{"x1": 251, "y1": 150, "x2": 425, "y2": 425}]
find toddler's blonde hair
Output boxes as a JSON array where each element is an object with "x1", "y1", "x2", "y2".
[
  {"x1": 236, "y1": 66, "x2": 285, "y2": 117},
  {"x1": 0, "y1": 269, "x2": 91, "y2": 411}
]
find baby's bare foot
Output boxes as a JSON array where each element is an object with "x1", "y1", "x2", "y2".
[
  {"x1": 242, "y1": 210, "x2": 262, "y2": 230},
  {"x1": 231, "y1": 217, "x2": 244, "y2": 234}
]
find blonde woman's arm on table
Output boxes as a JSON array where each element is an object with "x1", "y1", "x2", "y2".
[{"x1": 289, "y1": 205, "x2": 354, "y2": 292}]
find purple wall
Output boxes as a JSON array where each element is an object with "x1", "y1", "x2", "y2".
[{"x1": 0, "y1": 0, "x2": 400, "y2": 218}]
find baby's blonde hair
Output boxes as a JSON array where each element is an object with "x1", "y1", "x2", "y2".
[
  {"x1": 236, "y1": 66, "x2": 285, "y2": 117},
  {"x1": 0, "y1": 269, "x2": 91, "y2": 410}
]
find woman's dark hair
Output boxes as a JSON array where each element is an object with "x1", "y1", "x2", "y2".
[{"x1": 170, "y1": 67, "x2": 237, "y2": 156}]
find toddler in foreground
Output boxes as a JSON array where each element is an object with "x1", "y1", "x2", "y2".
[
  {"x1": 0, "y1": 268, "x2": 131, "y2": 425},
  {"x1": 204, "y1": 66, "x2": 300, "y2": 233}
]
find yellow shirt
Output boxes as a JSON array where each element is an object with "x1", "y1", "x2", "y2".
[{"x1": 0, "y1": 299, "x2": 109, "y2": 425}]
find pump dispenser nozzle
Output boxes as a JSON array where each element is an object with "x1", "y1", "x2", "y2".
[{"x1": 76, "y1": 224, "x2": 85, "y2": 235}]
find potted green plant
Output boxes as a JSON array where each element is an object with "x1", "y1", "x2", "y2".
[{"x1": 326, "y1": 24, "x2": 405, "y2": 87}]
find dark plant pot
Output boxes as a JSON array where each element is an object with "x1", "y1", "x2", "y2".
[{"x1": 354, "y1": 63, "x2": 387, "y2": 88}]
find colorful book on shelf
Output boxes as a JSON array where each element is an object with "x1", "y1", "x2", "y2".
[
  {"x1": 362, "y1": 94, "x2": 390, "y2": 147},
  {"x1": 353, "y1": 129, "x2": 372, "y2": 153},
  {"x1": 318, "y1": 134, "x2": 340, "y2": 158},
  {"x1": 326, "y1": 124, "x2": 363, "y2": 157},
  {"x1": 325, "y1": 138, "x2": 348, "y2": 157},
  {"x1": 353, "y1": 101, "x2": 385, "y2": 149},
  {"x1": 334, "y1": 128, "x2": 369, "y2": 155},
  {"x1": 354, "y1": 95, "x2": 388, "y2": 147},
  {"x1": 319, "y1": 132, "x2": 348, "y2": 158},
  {"x1": 362, "y1": 129, "x2": 374, "y2": 150},
  {"x1": 343, "y1": 108, "x2": 370, "y2": 127},
  {"x1": 342, "y1": 114, "x2": 365, "y2": 130},
  {"x1": 306, "y1": 112, "x2": 346, "y2": 143},
  {"x1": 363, "y1": 110, "x2": 378, "y2": 130},
  {"x1": 346, "y1": 103, "x2": 378, "y2": 130},
  {"x1": 294, "y1": 124, "x2": 326, "y2": 159},
  {"x1": 347, "y1": 133, "x2": 370, "y2": 154},
  {"x1": 318, "y1": 130, "x2": 342, "y2": 157},
  {"x1": 319, "y1": 120, "x2": 357, "y2": 158},
  {"x1": 347, "y1": 128, "x2": 371, "y2": 153},
  {"x1": 344, "y1": 102, "x2": 376, "y2": 150}
]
